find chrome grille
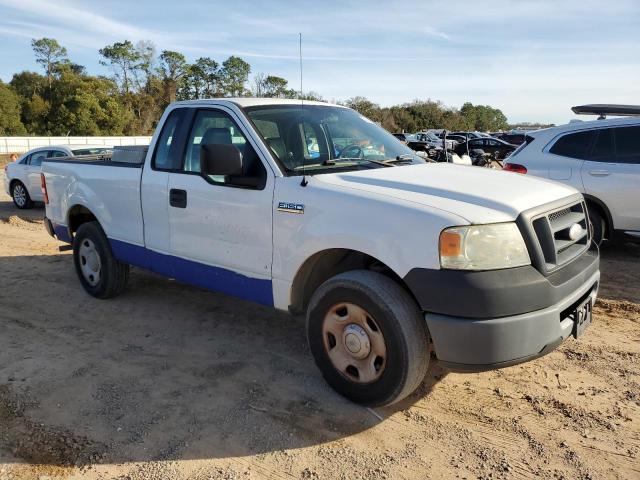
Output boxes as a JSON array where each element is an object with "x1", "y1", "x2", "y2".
[{"x1": 531, "y1": 201, "x2": 590, "y2": 270}]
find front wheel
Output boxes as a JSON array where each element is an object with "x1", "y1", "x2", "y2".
[
  {"x1": 587, "y1": 206, "x2": 606, "y2": 246},
  {"x1": 73, "y1": 221, "x2": 129, "y2": 299},
  {"x1": 307, "y1": 270, "x2": 430, "y2": 407}
]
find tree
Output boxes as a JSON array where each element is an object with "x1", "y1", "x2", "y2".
[
  {"x1": 0, "y1": 81, "x2": 27, "y2": 135},
  {"x1": 10, "y1": 71, "x2": 49, "y2": 133},
  {"x1": 460, "y1": 102, "x2": 509, "y2": 131},
  {"x1": 158, "y1": 50, "x2": 187, "y2": 104},
  {"x1": 219, "y1": 56, "x2": 251, "y2": 96},
  {"x1": 31, "y1": 38, "x2": 68, "y2": 88},
  {"x1": 253, "y1": 73, "x2": 296, "y2": 98},
  {"x1": 134, "y1": 40, "x2": 157, "y2": 92},
  {"x1": 99, "y1": 40, "x2": 141, "y2": 94},
  {"x1": 345, "y1": 96, "x2": 381, "y2": 121}
]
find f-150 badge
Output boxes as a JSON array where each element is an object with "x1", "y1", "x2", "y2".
[{"x1": 277, "y1": 202, "x2": 304, "y2": 214}]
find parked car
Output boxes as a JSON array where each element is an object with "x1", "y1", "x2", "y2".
[
  {"x1": 454, "y1": 137, "x2": 517, "y2": 159},
  {"x1": 499, "y1": 133, "x2": 527, "y2": 145},
  {"x1": 504, "y1": 117, "x2": 640, "y2": 245},
  {"x1": 449, "y1": 131, "x2": 486, "y2": 139},
  {"x1": 443, "y1": 134, "x2": 468, "y2": 144},
  {"x1": 42, "y1": 98, "x2": 599, "y2": 407},
  {"x1": 4, "y1": 145, "x2": 113, "y2": 209},
  {"x1": 392, "y1": 133, "x2": 410, "y2": 144}
]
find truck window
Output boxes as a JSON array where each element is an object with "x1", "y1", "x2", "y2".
[
  {"x1": 153, "y1": 108, "x2": 185, "y2": 170},
  {"x1": 183, "y1": 109, "x2": 265, "y2": 184}
]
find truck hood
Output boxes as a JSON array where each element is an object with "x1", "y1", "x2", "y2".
[{"x1": 316, "y1": 163, "x2": 578, "y2": 224}]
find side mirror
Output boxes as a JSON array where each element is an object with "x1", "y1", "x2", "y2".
[{"x1": 200, "y1": 144, "x2": 243, "y2": 176}]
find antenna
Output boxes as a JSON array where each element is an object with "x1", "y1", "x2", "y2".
[{"x1": 299, "y1": 32, "x2": 308, "y2": 187}]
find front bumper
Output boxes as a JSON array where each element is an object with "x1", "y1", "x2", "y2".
[
  {"x1": 426, "y1": 269, "x2": 598, "y2": 371},
  {"x1": 409, "y1": 246, "x2": 600, "y2": 371}
]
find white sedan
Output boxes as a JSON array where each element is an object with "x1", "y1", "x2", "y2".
[{"x1": 4, "y1": 145, "x2": 112, "y2": 209}]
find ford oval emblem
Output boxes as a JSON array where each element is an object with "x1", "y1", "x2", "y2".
[{"x1": 568, "y1": 223, "x2": 583, "y2": 241}]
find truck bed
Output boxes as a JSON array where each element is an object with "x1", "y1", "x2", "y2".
[{"x1": 42, "y1": 155, "x2": 145, "y2": 247}]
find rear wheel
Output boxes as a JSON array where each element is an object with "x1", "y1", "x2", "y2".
[
  {"x1": 73, "y1": 221, "x2": 129, "y2": 299},
  {"x1": 587, "y1": 206, "x2": 606, "y2": 246},
  {"x1": 307, "y1": 270, "x2": 430, "y2": 407},
  {"x1": 11, "y1": 181, "x2": 33, "y2": 209}
]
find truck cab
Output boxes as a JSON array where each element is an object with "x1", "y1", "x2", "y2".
[{"x1": 42, "y1": 99, "x2": 600, "y2": 407}]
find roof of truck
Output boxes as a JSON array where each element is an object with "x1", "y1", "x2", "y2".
[{"x1": 173, "y1": 98, "x2": 343, "y2": 109}]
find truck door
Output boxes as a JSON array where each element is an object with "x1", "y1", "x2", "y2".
[{"x1": 166, "y1": 106, "x2": 274, "y2": 305}]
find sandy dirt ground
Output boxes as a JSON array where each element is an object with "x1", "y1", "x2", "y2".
[{"x1": 0, "y1": 172, "x2": 638, "y2": 480}]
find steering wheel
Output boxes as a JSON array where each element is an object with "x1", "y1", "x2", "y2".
[{"x1": 339, "y1": 144, "x2": 364, "y2": 159}]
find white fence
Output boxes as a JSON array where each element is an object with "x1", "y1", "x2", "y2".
[{"x1": 0, "y1": 136, "x2": 152, "y2": 154}]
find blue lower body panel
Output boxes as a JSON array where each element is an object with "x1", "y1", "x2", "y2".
[
  {"x1": 108, "y1": 238, "x2": 274, "y2": 307},
  {"x1": 52, "y1": 223, "x2": 73, "y2": 243}
]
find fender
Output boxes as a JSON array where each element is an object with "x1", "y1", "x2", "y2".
[{"x1": 583, "y1": 193, "x2": 614, "y2": 233}]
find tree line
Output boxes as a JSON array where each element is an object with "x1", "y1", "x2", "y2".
[{"x1": 0, "y1": 37, "x2": 512, "y2": 137}]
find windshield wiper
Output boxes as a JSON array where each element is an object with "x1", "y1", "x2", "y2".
[
  {"x1": 382, "y1": 154, "x2": 415, "y2": 165},
  {"x1": 322, "y1": 158, "x2": 394, "y2": 167}
]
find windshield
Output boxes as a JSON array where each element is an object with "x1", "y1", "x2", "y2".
[
  {"x1": 244, "y1": 105, "x2": 425, "y2": 174},
  {"x1": 72, "y1": 147, "x2": 113, "y2": 155}
]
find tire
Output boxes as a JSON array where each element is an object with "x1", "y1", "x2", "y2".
[
  {"x1": 11, "y1": 181, "x2": 33, "y2": 209},
  {"x1": 587, "y1": 206, "x2": 606, "y2": 246},
  {"x1": 307, "y1": 270, "x2": 430, "y2": 407},
  {"x1": 73, "y1": 221, "x2": 129, "y2": 299}
]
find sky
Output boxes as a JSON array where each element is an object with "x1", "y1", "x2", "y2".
[{"x1": 0, "y1": 0, "x2": 638, "y2": 124}]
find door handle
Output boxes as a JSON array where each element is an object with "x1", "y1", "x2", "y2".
[
  {"x1": 169, "y1": 189, "x2": 187, "y2": 208},
  {"x1": 588, "y1": 169, "x2": 611, "y2": 177}
]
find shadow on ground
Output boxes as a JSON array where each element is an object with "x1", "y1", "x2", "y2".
[
  {"x1": 0, "y1": 199, "x2": 45, "y2": 223},
  {"x1": 0, "y1": 252, "x2": 445, "y2": 468}
]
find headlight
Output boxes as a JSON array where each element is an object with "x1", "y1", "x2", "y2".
[{"x1": 439, "y1": 223, "x2": 530, "y2": 270}]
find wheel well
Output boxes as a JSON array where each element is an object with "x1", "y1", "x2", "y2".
[
  {"x1": 289, "y1": 249, "x2": 416, "y2": 315},
  {"x1": 584, "y1": 196, "x2": 612, "y2": 239},
  {"x1": 9, "y1": 179, "x2": 22, "y2": 191},
  {"x1": 67, "y1": 205, "x2": 98, "y2": 237}
]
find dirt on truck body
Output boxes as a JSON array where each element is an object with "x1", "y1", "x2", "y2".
[{"x1": 0, "y1": 174, "x2": 639, "y2": 480}]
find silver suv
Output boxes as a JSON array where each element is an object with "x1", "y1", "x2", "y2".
[{"x1": 504, "y1": 117, "x2": 640, "y2": 244}]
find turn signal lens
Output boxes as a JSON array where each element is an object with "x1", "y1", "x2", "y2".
[{"x1": 439, "y1": 231, "x2": 461, "y2": 257}]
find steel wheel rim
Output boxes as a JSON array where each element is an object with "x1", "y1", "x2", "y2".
[
  {"x1": 79, "y1": 239, "x2": 101, "y2": 286},
  {"x1": 322, "y1": 302, "x2": 387, "y2": 384},
  {"x1": 13, "y1": 184, "x2": 26, "y2": 206}
]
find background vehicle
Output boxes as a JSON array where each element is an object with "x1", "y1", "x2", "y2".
[
  {"x1": 448, "y1": 131, "x2": 492, "y2": 139},
  {"x1": 454, "y1": 137, "x2": 517, "y2": 159},
  {"x1": 414, "y1": 132, "x2": 456, "y2": 150},
  {"x1": 4, "y1": 145, "x2": 112, "y2": 209},
  {"x1": 392, "y1": 133, "x2": 410, "y2": 144},
  {"x1": 42, "y1": 98, "x2": 599, "y2": 407},
  {"x1": 503, "y1": 117, "x2": 640, "y2": 244},
  {"x1": 498, "y1": 132, "x2": 527, "y2": 145}
]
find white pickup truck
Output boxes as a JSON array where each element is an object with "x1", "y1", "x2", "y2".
[{"x1": 42, "y1": 98, "x2": 600, "y2": 406}]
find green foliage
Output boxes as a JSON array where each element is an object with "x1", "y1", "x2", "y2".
[
  {"x1": 460, "y1": 102, "x2": 509, "y2": 131},
  {"x1": 0, "y1": 81, "x2": 27, "y2": 135},
  {"x1": 2, "y1": 37, "x2": 514, "y2": 137},
  {"x1": 31, "y1": 38, "x2": 68, "y2": 88},
  {"x1": 345, "y1": 97, "x2": 382, "y2": 121},
  {"x1": 99, "y1": 40, "x2": 141, "y2": 94},
  {"x1": 253, "y1": 74, "x2": 297, "y2": 98},
  {"x1": 220, "y1": 56, "x2": 251, "y2": 97}
]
